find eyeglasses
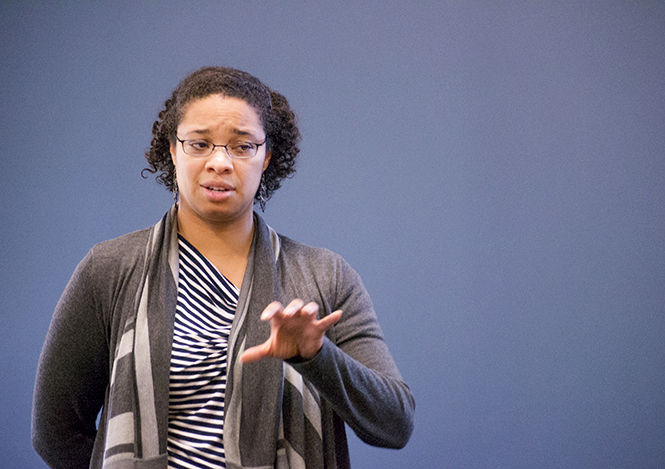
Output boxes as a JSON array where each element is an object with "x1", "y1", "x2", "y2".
[{"x1": 176, "y1": 137, "x2": 267, "y2": 159}]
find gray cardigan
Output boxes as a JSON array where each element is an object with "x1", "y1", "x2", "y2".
[{"x1": 32, "y1": 210, "x2": 414, "y2": 468}]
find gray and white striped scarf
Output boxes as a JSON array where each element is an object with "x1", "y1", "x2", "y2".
[{"x1": 102, "y1": 207, "x2": 325, "y2": 469}]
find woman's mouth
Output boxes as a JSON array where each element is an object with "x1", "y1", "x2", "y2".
[{"x1": 201, "y1": 184, "x2": 234, "y2": 201}]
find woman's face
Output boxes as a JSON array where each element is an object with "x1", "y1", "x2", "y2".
[{"x1": 170, "y1": 94, "x2": 270, "y2": 228}]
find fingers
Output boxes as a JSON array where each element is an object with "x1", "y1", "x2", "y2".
[
  {"x1": 260, "y1": 301, "x2": 284, "y2": 321},
  {"x1": 260, "y1": 299, "x2": 339, "y2": 326},
  {"x1": 301, "y1": 301, "x2": 319, "y2": 317},
  {"x1": 261, "y1": 299, "x2": 317, "y2": 321},
  {"x1": 316, "y1": 309, "x2": 343, "y2": 331},
  {"x1": 283, "y1": 299, "x2": 306, "y2": 316}
]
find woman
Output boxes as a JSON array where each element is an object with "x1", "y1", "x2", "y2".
[{"x1": 32, "y1": 66, "x2": 415, "y2": 469}]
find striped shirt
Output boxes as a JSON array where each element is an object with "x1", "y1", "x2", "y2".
[{"x1": 167, "y1": 235, "x2": 238, "y2": 468}]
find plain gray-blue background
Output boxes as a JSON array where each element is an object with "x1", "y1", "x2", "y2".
[{"x1": 2, "y1": 2, "x2": 664, "y2": 468}]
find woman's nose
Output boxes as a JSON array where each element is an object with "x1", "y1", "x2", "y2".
[{"x1": 206, "y1": 147, "x2": 234, "y2": 171}]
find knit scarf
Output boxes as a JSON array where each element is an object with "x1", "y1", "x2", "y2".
[{"x1": 101, "y1": 207, "x2": 324, "y2": 469}]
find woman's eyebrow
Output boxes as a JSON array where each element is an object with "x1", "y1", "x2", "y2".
[
  {"x1": 178, "y1": 129, "x2": 211, "y2": 137},
  {"x1": 232, "y1": 128, "x2": 254, "y2": 137},
  {"x1": 181, "y1": 128, "x2": 262, "y2": 138}
]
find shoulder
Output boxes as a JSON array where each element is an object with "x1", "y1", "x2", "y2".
[
  {"x1": 74, "y1": 227, "x2": 153, "y2": 286},
  {"x1": 54, "y1": 227, "x2": 154, "y2": 331},
  {"x1": 89, "y1": 227, "x2": 152, "y2": 265},
  {"x1": 275, "y1": 233, "x2": 364, "y2": 294},
  {"x1": 277, "y1": 234, "x2": 348, "y2": 270},
  {"x1": 256, "y1": 213, "x2": 345, "y2": 270}
]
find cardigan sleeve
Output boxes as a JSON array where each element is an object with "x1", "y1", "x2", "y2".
[
  {"x1": 32, "y1": 248, "x2": 109, "y2": 468},
  {"x1": 289, "y1": 255, "x2": 415, "y2": 449}
]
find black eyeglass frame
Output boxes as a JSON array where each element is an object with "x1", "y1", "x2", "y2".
[{"x1": 175, "y1": 136, "x2": 267, "y2": 159}]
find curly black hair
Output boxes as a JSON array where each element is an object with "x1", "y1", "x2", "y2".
[{"x1": 143, "y1": 66, "x2": 300, "y2": 207}]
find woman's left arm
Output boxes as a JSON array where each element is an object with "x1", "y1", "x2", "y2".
[
  {"x1": 292, "y1": 257, "x2": 415, "y2": 449},
  {"x1": 241, "y1": 256, "x2": 415, "y2": 448}
]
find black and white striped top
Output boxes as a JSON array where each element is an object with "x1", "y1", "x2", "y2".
[{"x1": 167, "y1": 235, "x2": 238, "y2": 468}]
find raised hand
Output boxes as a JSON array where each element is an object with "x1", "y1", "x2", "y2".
[{"x1": 240, "y1": 299, "x2": 342, "y2": 363}]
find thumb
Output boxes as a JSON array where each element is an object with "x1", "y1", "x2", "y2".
[{"x1": 240, "y1": 341, "x2": 271, "y2": 364}]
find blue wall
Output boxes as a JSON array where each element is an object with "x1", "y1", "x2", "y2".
[{"x1": 2, "y1": 2, "x2": 664, "y2": 467}]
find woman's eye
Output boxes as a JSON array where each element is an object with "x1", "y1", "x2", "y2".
[
  {"x1": 189, "y1": 140, "x2": 211, "y2": 150},
  {"x1": 233, "y1": 143, "x2": 254, "y2": 153}
]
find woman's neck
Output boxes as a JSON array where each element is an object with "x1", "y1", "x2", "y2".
[{"x1": 176, "y1": 208, "x2": 255, "y2": 287}]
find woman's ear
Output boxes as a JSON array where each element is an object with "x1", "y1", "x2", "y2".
[
  {"x1": 263, "y1": 151, "x2": 271, "y2": 171},
  {"x1": 170, "y1": 141, "x2": 176, "y2": 164}
]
